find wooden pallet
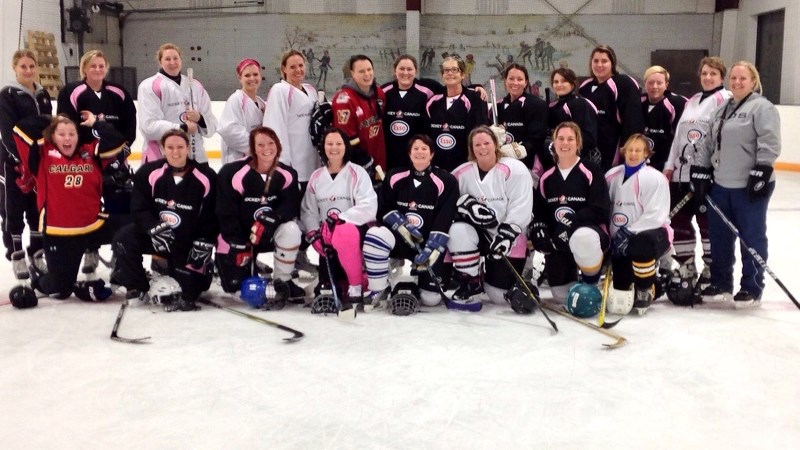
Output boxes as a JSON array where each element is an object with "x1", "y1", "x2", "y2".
[{"x1": 26, "y1": 30, "x2": 63, "y2": 98}]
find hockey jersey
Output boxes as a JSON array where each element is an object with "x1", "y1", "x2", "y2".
[
  {"x1": 427, "y1": 88, "x2": 488, "y2": 172},
  {"x1": 57, "y1": 80, "x2": 137, "y2": 146},
  {"x1": 301, "y1": 162, "x2": 377, "y2": 232},
  {"x1": 263, "y1": 80, "x2": 320, "y2": 181},
  {"x1": 497, "y1": 91, "x2": 548, "y2": 169},
  {"x1": 641, "y1": 91, "x2": 687, "y2": 171},
  {"x1": 605, "y1": 164, "x2": 672, "y2": 239},
  {"x1": 331, "y1": 82, "x2": 387, "y2": 170},
  {"x1": 380, "y1": 165, "x2": 458, "y2": 237},
  {"x1": 0, "y1": 81, "x2": 52, "y2": 165},
  {"x1": 381, "y1": 80, "x2": 435, "y2": 171},
  {"x1": 218, "y1": 89, "x2": 266, "y2": 164},
  {"x1": 548, "y1": 93, "x2": 599, "y2": 156},
  {"x1": 535, "y1": 159, "x2": 609, "y2": 232}
]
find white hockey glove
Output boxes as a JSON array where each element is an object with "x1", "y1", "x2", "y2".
[{"x1": 499, "y1": 142, "x2": 527, "y2": 160}]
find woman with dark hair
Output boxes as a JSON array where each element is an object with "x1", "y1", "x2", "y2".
[
  {"x1": 494, "y1": 62, "x2": 548, "y2": 170},
  {"x1": 301, "y1": 128, "x2": 377, "y2": 308},
  {"x1": 548, "y1": 67, "x2": 598, "y2": 175},
  {"x1": 579, "y1": 45, "x2": 644, "y2": 172},
  {"x1": 530, "y1": 122, "x2": 609, "y2": 305},
  {"x1": 0, "y1": 49, "x2": 51, "y2": 268},
  {"x1": 112, "y1": 129, "x2": 218, "y2": 311},
  {"x1": 11, "y1": 112, "x2": 127, "y2": 302},
  {"x1": 219, "y1": 58, "x2": 266, "y2": 164},
  {"x1": 215, "y1": 126, "x2": 304, "y2": 301},
  {"x1": 362, "y1": 134, "x2": 459, "y2": 309}
]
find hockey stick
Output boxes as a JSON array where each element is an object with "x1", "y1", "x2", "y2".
[
  {"x1": 197, "y1": 298, "x2": 304, "y2": 342},
  {"x1": 489, "y1": 78, "x2": 499, "y2": 127},
  {"x1": 669, "y1": 192, "x2": 693, "y2": 219},
  {"x1": 704, "y1": 196, "x2": 800, "y2": 310},
  {"x1": 597, "y1": 264, "x2": 622, "y2": 329},
  {"x1": 497, "y1": 251, "x2": 558, "y2": 332},
  {"x1": 319, "y1": 223, "x2": 357, "y2": 321},
  {"x1": 110, "y1": 299, "x2": 151, "y2": 344},
  {"x1": 186, "y1": 67, "x2": 197, "y2": 161},
  {"x1": 413, "y1": 242, "x2": 482, "y2": 312},
  {"x1": 541, "y1": 303, "x2": 626, "y2": 349}
]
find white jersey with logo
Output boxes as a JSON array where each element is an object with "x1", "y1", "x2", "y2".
[
  {"x1": 263, "y1": 80, "x2": 320, "y2": 182},
  {"x1": 451, "y1": 157, "x2": 533, "y2": 236},
  {"x1": 137, "y1": 72, "x2": 218, "y2": 163},
  {"x1": 605, "y1": 165, "x2": 672, "y2": 238},
  {"x1": 301, "y1": 162, "x2": 377, "y2": 232},
  {"x1": 218, "y1": 89, "x2": 266, "y2": 164}
]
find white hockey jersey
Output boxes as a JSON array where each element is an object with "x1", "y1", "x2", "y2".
[
  {"x1": 218, "y1": 89, "x2": 266, "y2": 164},
  {"x1": 263, "y1": 80, "x2": 321, "y2": 182},
  {"x1": 451, "y1": 157, "x2": 533, "y2": 235},
  {"x1": 137, "y1": 72, "x2": 218, "y2": 163},
  {"x1": 605, "y1": 165, "x2": 672, "y2": 239},
  {"x1": 301, "y1": 162, "x2": 377, "y2": 232}
]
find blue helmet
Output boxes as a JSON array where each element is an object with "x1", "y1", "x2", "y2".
[
  {"x1": 565, "y1": 282, "x2": 602, "y2": 318},
  {"x1": 240, "y1": 276, "x2": 268, "y2": 308}
]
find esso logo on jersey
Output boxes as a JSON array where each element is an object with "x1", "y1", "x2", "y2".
[
  {"x1": 390, "y1": 120, "x2": 410, "y2": 136},
  {"x1": 437, "y1": 133, "x2": 457, "y2": 150},
  {"x1": 687, "y1": 129, "x2": 703, "y2": 143},
  {"x1": 505, "y1": 132, "x2": 514, "y2": 144},
  {"x1": 252, "y1": 206, "x2": 273, "y2": 220},
  {"x1": 159, "y1": 211, "x2": 181, "y2": 228},
  {"x1": 555, "y1": 206, "x2": 575, "y2": 222},
  {"x1": 612, "y1": 213, "x2": 629, "y2": 227},
  {"x1": 405, "y1": 212, "x2": 424, "y2": 229}
]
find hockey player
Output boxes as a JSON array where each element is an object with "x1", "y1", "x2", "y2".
[
  {"x1": 426, "y1": 57, "x2": 489, "y2": 172},
  {"x1": 640, "y1": 65, "x2": 686, "y2": 171},
  {"x1": 663, "y1": 57, "x2": 730, "y2": 291},
  {"x1": 12, "y1": 113, "x2": 128, "y2": 300},
  {"x1": 530, "y1": 122, "x2": 610, "y2": 304},
  {"x1": 362, "y1": 134, "x2": 459, "y2": 307},
  {"x1": 606, "y1": 134, "x2": 673, "y2": 315},
  {"x1": 218, "y1": 58, "x2": 266, "y2": 164},
  {"x1": 112, "y1": 129, "x2": 218, "y2": 311},
  {"x1": 301, "y1": 128, "x2": 378, "y2": 307},
  {"x1": 495, "y1": 63, "x2": 548, "y2": 170},
  {"x1": 57, "y1": 49, "x2": 138, "y2": 278},
  {"x1": 548, "y1": 68, "x2": 599, "y2": 175},
  {"x1": 579, "y1": 45, "x2": 645, "y2": 172},
  {"x1": 215, "y1": 126, "x2": 304, "y2": 300},
  {"x1": 331, "y1": 55, "x2": 386, "y2": 174},
  {"x1": 0, "y1": 50, "x2": 51, "y2": 265},
  {"x1": 137, "y1": 43, "x2": 218, "y2": 164},
  {"x1": 448, "y1": 126, "x2": 533, "y2": 306}
]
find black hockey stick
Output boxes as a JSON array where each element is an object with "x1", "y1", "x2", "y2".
[
  {"x1": 197, "y1": 298, "x2": 304, "y2": 342},
  {"x1": 704, "y1": 196, "x2": 800, "y2": 310},
  {"x1": 412, "y1": 242, "x2": 482, "y2": 312},
  {"x1": 110, "y1": 299, "x2": 151, "y2": 344},
  {"x1": 497, "y1": 251, "x2": 558, "y2": 332},
  {"x1": 669, "y1": 192, "x2": 693, "y2": 219},
  {"x1": 541, "y1": 303, "x2": 627, "y2": 349},
  {"x1": 319, "y1": 224, "x2": 357, "y2": 321}
]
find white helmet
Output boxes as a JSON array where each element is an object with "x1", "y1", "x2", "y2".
[{"x1": 148, "y1": 275, "x2": 183, "y2": 305}]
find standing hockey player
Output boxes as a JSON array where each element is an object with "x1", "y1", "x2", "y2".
[
  {"x1": 531, "y1": 122, "x2": 610, "y2": 304},
  {"x1": 362, "y1": 134, "x2": 459, "y2": 308},
  {"x1": 495, "y1": 63, "x2": 548, "y2": 170},
  {"x1": 331, "y1": 55, "x2": 386, "y2": 174},
  {"x1": 448, "y1": 126, "x2": 533, "y2": 307},
  {"x1": 12, "y1": 113, "x2": 128, "y2": 301},
  {"x1": 215, "y1": 126, "x2": 304, "y2": 300},
  {"x1": 0, "y1": 50, "x2": 51, "y2": 267},
  {"x1": 426, "y1": 56, "x2": 489, "y2": 172},
  {"x1": 606, "y1": 134, "x2": 672, "y2": 315},
  {"x1": 301, "y1": 128, "x2": 378, "y2": 308},
  {"x1": 137, "y1": 43, "x2": 218, "y2": 164},
  {"x1": 112, "y1": 129, "x2": 218, "y2": 311},
  {"x1": 548, "y1": 68, "x2": 599, "y2": 176},
  {"x1": 640, "y1": 65, "x2": 686, "y2": 172},
  {"x1": 579, "y1": 45, "x2": 645, "y2": 172},
  {"x1": 218, "y1": 58, "x2": 266, "y2": 163}
]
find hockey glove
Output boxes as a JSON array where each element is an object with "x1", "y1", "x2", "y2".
[
  {"x1": 530, "y1": 221, "x2": 555, "y2": 254},
  {"x1": 383, "y1": 210, "x2": 423, "y2": 245},
  {"x1": 489, "y1": 125, "x2": 507, "y2": 146},
  {"x1": 249, "y1": 208, "x2": 278, "y2": 245},
  {"x1": 306, "y1": 229, "x2": 324, "y2": 256},
  {"x1": 456, "y1": 194, "x2": 498, "y2": 229},
  {"x1": 489, "y1": 223, "x2": 521, "y2": 259},
  {"x1": 73, "y1": 279, "x2": 113, "y2": 302},
  {"x1": 414, "y1": 231, "x2": 449, "y2": 266},
  {"x1": 14, "y1": 165, "x2": 35, "y2": 193},
  {"x1": 747, "y1": 164, "x2": 773, "y2": 200},
  {"x1": 689, "y1": 166, "x2": 713, "y2": 212},
  {"x1": 499, "y1": 142, "x2": 527, "y2": 160},
  {"x1": 552, "y1": 212, "x2": 575, "y2": 252},
  {"x1": 148, "y1": 222, "x2": 175, "y2": 255},
  {"x1": 226, "y1": 240, "x2": 252, "y2": 268},
  {"x1": 612, "y1": 227, "x2": 634, "y2": 258},
  {"x1": 186, "y1": 240, "x2": 214, "y2": 273}
]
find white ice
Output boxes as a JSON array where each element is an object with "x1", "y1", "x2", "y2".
[{"x1": 2, "y1": 170, "x2": 800, "y2": 450}]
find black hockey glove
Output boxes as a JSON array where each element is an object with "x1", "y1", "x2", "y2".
[
  {"x1": 746, "y1": 164, "x2": 773, "y2": 200},
  {"x1": 250, "y1": 207, "x2": 278, "y2": 245},
  {"x1": 73, "y1": 279, "x2": 113, "y2": 302},
  {"x1": 489, "y1": 223, "x2": 521, "y2": 259},
  {"x1": 149, "y1": 222, "x2": 175, "y2": 255},
  {"x1": 689, "y1": 166, "x2": 713, "y2": 213},
  {"x1": 456, "y1": 194, "x2": 498, "y2": 229},
  {"x1": 226, "y1": 240, "x2": 252, "y2": 268},
  {"x1": 612, "y1": 227, "x2": 634, "y2": 257},
  {"x1": 187, "y1": 240, "x2": 214, "y2": 273},
  {"x1": 552, "y1": 212, "x2": 575, "y2": 252},
  {"x1": 530, "y1": 221, "x2": 554, "y2": 254}
]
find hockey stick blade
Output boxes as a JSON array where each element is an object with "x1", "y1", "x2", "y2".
[
  {"x1": 542, "y1": 304, "x2": 626, "y2": 349},
  {"x1": 110, "y1": 300, "x2": 151, "y2": 344},
  {"x1": 197, "y1": 298, "x2": 304, "y2": 342},
  {"x1": 601, "y1": 316, "x2": 622, "y2": 329}
]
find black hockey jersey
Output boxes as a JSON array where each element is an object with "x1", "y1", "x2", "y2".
[
  {"x1": 497, "y1": 92, "x2": 548, "y2": 169},
  {"x1": 0, "y1": 82, "x2": 52, "y2": 165},
  {"x1": 382, "y1": 80, "x2": 435, "y2": 171},
  {"x1": 641, "y1": 91, "x2": 687, "y2": 171},
  {"x1": 534, "y1": 159, "x2": 610, "y2": 232},
  {"x1": 548, "y1": 93, "x2": 599, "y2": 158},
  {"x1": 426, "y1": 88, "x2": 488, "y2": 172},
  {"x1": 57, "y1": 80, "x2": 137, "y2": 146},
  {"x1": 380, "y1": 165, "x2": 459, "y2": 237}
]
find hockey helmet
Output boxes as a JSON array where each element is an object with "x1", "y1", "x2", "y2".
[
  {"x1": 390, "y1": 282, "x2": 420, "y2": 316},
  {"x1": 10, "y1": 285, "x2": 38, "y2": 309},
  {"x1": 240, "y1": 276, "x2": 268, "y2": 308},
  {"x1": 504, "y1": 281, "x2": 538, "y2": 315},
  {"x1": 666, "y1": 277, "x2": 701, "y2": 307},
  {"x1": 565, "y1": 282, "x2": 602, "y2": 318},
  {"x1": 148, "y1": 275, "x2": 183, "y2": 306},
  {"x1": 311, "y1": 294, "x2": 337, "y2": 315}
]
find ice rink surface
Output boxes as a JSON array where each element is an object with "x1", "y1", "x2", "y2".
[{"x1": 2, "y1": 170, "x2": 800, "y2": 450}]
